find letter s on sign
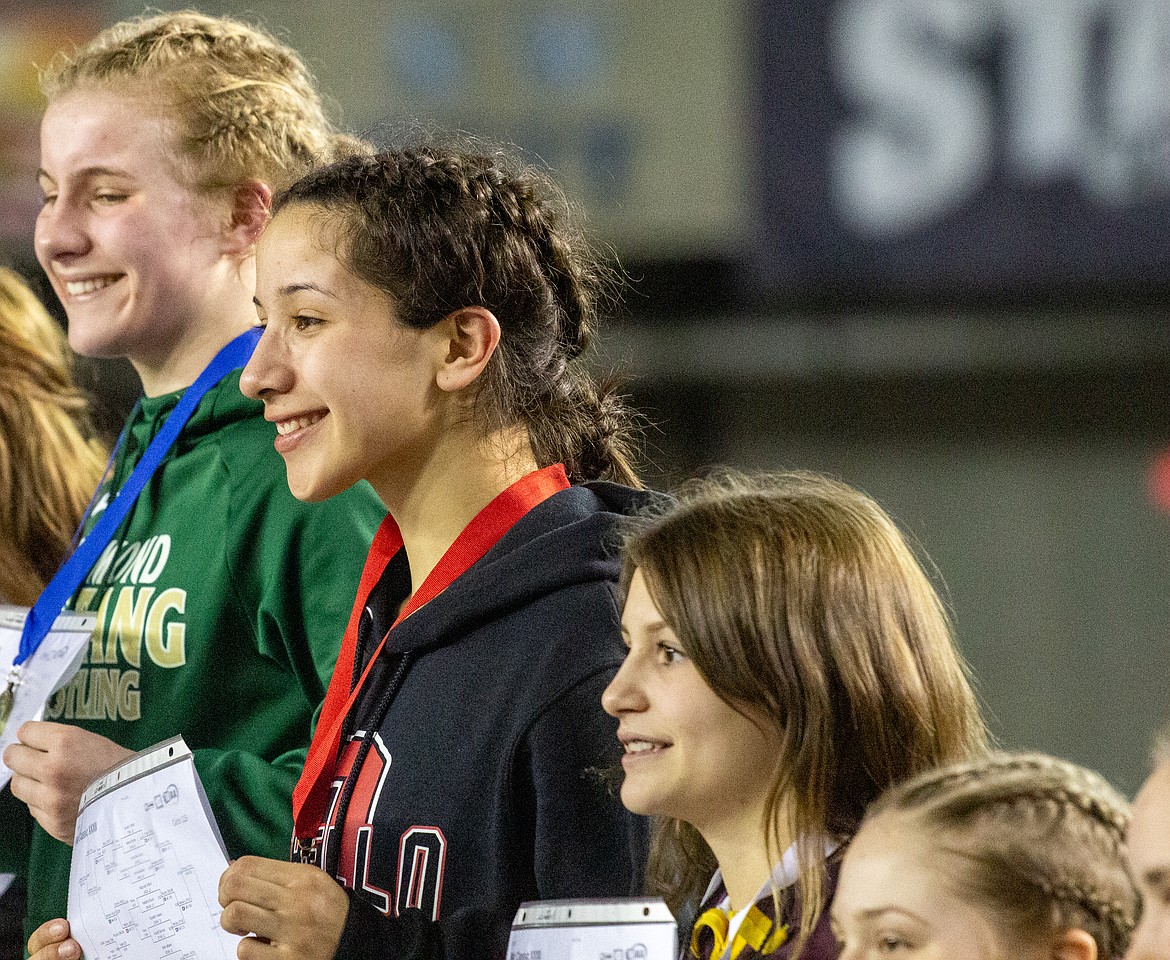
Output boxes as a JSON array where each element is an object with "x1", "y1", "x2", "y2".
[{"x1": 829, "y1": 0, "x2": 995, "y2": 234}]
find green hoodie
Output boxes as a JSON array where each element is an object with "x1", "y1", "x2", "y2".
[{"x1": 1, "y1": 371, "x2": 385, "y2": 936}]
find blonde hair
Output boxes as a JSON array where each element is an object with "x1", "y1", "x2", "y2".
[
  {"x1": 865, "y1": 752, "x2": 1137, "y2": 959},
  {"x1": 624, "y1": 470, "x2": 989, "y2": 953},
  {"x1": 0, "y1": 268, "x2": 106, "y2": 605},
  {"x1": 40, "y1": 10, "x2": 364, "y2": 195}
]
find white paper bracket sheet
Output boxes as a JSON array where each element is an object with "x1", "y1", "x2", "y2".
[
  {"x1": 508, "y1": 898, "x2": 678, "y2": 960},
  {"x1": 67, "y1": 736, "x2": 242, "y2": 960}
]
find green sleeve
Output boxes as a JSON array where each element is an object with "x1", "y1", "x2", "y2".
[{"x1": 193, "y1": 458, "x2": 384, "y2": 860}]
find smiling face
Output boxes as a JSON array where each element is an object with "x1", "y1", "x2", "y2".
[
  {"x1": 241, "y1": 203, "x2": 445, "y2": 504},
  {"x1": 1127, "y1": 760, "x2": 1170, "y2": 960},
  {"x1": 35, "y1": 86, "x2": 234, "y2": 394},
  {"x1": 601, "y1": 568, "x2": 782, "y2": 842},
  {"x1": 831, "y1": 817, "x2": 1046, "y2": 960}
]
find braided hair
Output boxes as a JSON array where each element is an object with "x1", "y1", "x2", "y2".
[
  {"x1": 866, "y1": 751, "x2": 1137, "y2": 958},
  {"x1": 272, "y1": 144, "x2": 640, "y2": 485},
  {"x1": 40, "y1": 10, "x2": 363, "y2": 195}
]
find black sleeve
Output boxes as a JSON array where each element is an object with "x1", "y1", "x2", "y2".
[
  {"x1": 526, "y1": 668, "x2": 648, "y2": 900},
  {"x1": 335, "y1": 892, "x2": 446, "y2": 960}
]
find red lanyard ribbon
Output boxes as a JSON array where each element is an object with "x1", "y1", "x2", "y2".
[{"x1": 293, "y1": 463, "x2": 570, "y2": 839}]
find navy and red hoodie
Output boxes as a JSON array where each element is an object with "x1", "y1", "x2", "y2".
[{"x1": 294, "y1": 477, "x2": 657, "y2": 960}]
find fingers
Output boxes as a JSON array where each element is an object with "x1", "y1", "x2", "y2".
[
  {"x1": 219, "y1": 857, "x2": 288, "y2": 908},
  {"x1": 5, "y1": 735, "x2": 78, "y2": 839},
  {"x1": 221, "y1": 899, "x2": 271, "y2": 939},
  {"x1": 29, "y1": 919, "x2": 70, "y2": 953},
  {"x1": 11, "y1": 720, "x2": 62, "y2": 750},
  {"x1": 220, "y1": 858, "x2": 287, "y2": 941},
  {"x1": 224, "y1": 855, "x2": 311, "y2": 885},
  {"x1": 3, "y1": 738, "x2": 40, "y2": 775},
  {"x1": 8, "y1": 776, "x2": 80, "y2": 845},
  {"x1": 28, "y1": 919, "x2": 81, "y2": 960},
  {"x1": 218, "y1": 858, "x2": 348, "y2": 960},
  {"x1": 4, "y1": 724, "x2": 134, "y2": 844},
  {"x1": 237, "y1": 936, "x2": 278, "y2": 960},
  {"x1": 220, "y1": 860, "x2": 288, "y2": 937}
]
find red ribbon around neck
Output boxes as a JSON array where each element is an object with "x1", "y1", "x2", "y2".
[{"x1": 293, "y1": 463, "x2": 570, "y2": 839}]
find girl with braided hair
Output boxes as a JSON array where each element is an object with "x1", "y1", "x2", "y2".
[
  {"x1": 831, "y1": 751, "x2": 1138, "y2": 960},
  {"x1": 1124, "y1": 725, "x2": 1170, "y2": 960},
  {"x1": 602, "y1": 470, "x2": 989, "y2": 960},
  {"x1": 206, "y1": 143, "x2": 654, "y2": 959},
  {"x1": 11, "y1": 9, "x2": 386, "y2": 951}
]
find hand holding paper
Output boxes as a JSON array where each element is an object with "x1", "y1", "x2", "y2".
[
  {"x1": 5, "y1": 722, "x2": 134, "y2": 843},
  {"x1": 67, "y1": 737, "x2": 242, "y2": 960},
  {"x1": 27, "y1": 918, "x2": 80, "y2": 960},
  {"x1": 219, "y1": 856, "x2": 349, "y2": 960},
  {"x1": 0, "y1": 605, "x2": 98, "y2": 794}
]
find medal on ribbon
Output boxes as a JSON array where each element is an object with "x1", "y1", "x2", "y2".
[{"x1": 0, "y1": 665, "x2": 25, "y2": 737}]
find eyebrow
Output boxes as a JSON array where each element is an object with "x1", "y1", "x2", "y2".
[
  {"x1": 621, "y1": 620, "x2": 672, "y2": 640},
  {"x1": 276, "y1": 281, "x2": 338, "y2": 299},
  {"x1": 858, "y1": 907, "x2": 924, "y2": 923},
  {"x1": 1143, "y1": 867, "x2": 1169, "y2": 888},
  {"x1": 37, "y1": 165, "x2": 133, "y2": 183}
]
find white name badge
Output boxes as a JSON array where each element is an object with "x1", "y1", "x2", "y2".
[
  {"x1": 508, "y1": 898, "x2": 677, "y2": 960},
  {"x1": 0, "y1": 604, "x2": 97, "y2": 790}
]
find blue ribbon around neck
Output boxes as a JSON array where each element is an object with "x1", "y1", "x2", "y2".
[{"x1": 13, "y1": 325, "x2": 262, "y2": 668}]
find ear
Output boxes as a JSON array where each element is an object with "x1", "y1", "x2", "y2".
[
  {"x1": 221, "y1": 179, "x2": 273, "y2": 257},
  {"x1": 1049, "y1": 928, "x2": 1096, "y2": 960},
  {"x1": 434, "y1": 307, "x2": 501, "y2": 393}
]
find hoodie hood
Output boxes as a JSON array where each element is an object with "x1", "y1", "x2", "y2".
[
  {"x1": 383, "y1": 481, "x2": 664, "y2": 658},
  {"x1": 118, "y1": 370, "x2": 259, "y2": 469}
]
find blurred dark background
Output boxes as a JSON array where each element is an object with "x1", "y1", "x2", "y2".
[{"x1": 3, "y1": 0, "x2": 1169, "y2": 793}]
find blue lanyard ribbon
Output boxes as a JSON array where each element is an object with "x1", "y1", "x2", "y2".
[{"x1": 14, "y1": 326, "x2": 261, "y2": 666}]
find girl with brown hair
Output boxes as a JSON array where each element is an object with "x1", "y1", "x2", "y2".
[
  {"x1": 831, "y1": 752, "x2": 1138, "y2": 960},
  {"x1": 603, "y1": 470, "x2": 990, "y2": 959},
  {"x1": 197, "y1": 143, "x2": 650, "y2": 959},
  {"x1": 0, "y1": 267, "x2": 106, "y2": 607},
  {"x1": 0, "y1": 267, "x2": 106, "y2": 959}
]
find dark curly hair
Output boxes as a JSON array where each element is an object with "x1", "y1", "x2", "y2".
[{"x1": 272, "y1": 143, "x2": 639, "y2": 486}]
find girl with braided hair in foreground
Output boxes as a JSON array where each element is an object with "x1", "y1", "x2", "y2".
[
  {"x1": 196, "y1": 143, "x2": 653, "y2": 959},
  {"x1": 830, "y1": 752, "x2": 1138, "y2": 960}
]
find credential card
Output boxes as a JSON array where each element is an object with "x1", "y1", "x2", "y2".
[
  {"x1": 507, "y1": 899, "x2": 678, "y2": 960},
  {"x1": 67, "y1": 736, "x2": 241, "y2": 960},
  {"x1": 0, "y1": 604, "x2": 96, "y2": 790}
]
